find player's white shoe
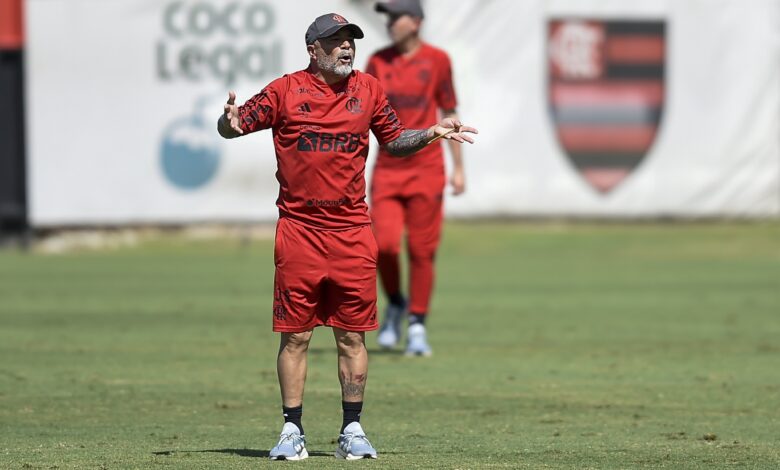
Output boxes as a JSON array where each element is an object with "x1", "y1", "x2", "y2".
[
  {"x1": 269, "y1": 422, "x2": 308, "y2": 461},
  {"x1": 377, "y1": 300, "x2": 406, "y2": 348},
  {"x1": 335, "y1": 422, "x2": 378, "y2": 460},
  {"x1": 405, "y1": 323, "x2": 432, "y2": 357}
]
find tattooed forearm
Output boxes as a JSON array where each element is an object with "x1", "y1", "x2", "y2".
[
  {"x1": 384, "y1": 128, "x2": 434, "y2": 156},
  {"x1": 339, "y1": 372, "x2": 367, "y2": 400}
]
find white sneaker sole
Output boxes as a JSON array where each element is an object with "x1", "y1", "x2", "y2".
[
  {"x1": 269, "y1": 448, "x2": 308, "y2": 461},
  {"x1": 335, "y1": 447, "x2": 377, "y2": 460},
  {"x1": 404, "y1": 349, "x2": 432, "y2": 357}
]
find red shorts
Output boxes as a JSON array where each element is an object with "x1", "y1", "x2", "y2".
[
  {"x1": 272, "y1": 218, "x2": 379, "y2": 333},
  {"x1": 370, "y1": 164, "x2": 445, "y2": 259}
]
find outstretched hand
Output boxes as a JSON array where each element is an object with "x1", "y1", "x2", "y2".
[
  {"x1": 223, "y1": 91, "x2": 244, "y2": 135},
  {"x1": 431, "y1": 118, "x2": 478, "y2": 144}
]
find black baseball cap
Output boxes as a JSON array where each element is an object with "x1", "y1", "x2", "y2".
[
  {"x1": 375, "y1": 0, "x2": 425, "y2": 19},
  {"x1": 305, "y1": 13, "x2": 365, "y2": 45}
]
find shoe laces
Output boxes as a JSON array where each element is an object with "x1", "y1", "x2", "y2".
[
  {"x1": 341, "y1": 431, "x2": 372, "y2": 450},
  {"x1": 278, "y1": 432, "x2": 302, "y2": 445}
]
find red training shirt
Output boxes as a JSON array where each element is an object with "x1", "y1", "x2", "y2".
[
  {"x1": 237, "y1": 68, "x2": 404, "y2": 230},
  {"x1": 366, "y1": 43, "x2": 457, "y2": 172}
]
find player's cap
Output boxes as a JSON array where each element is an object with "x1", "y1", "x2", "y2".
[
  {"x1": 305, "y1": 13, "x2": 365, "y2": 45},
  {"x1": 375, "y1": 0, "x2": 425, "y2": 19}
]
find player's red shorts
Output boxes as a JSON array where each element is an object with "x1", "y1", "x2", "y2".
[
  {"x1": 272, "y1": 217, "x2": 379, "y2": 333},
  {"x1": 370, "y1": 164, "x2": 445, "y2": 259}
]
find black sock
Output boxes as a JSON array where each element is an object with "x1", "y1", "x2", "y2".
[
  {"x1": 282, "y1": 405, "x2": 303, "y2": 435},
  {"x1": 388, "y1": 292, "x2": 405, "y2": 307},
  {"x1": 341, "y1": 401, "x2": 363, "y2": 433},
  {"x1": 409, "y1": 312, "x2": 427, "y2": 325}
]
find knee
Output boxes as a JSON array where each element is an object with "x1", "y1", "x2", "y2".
[
  {"x1": 375, "y1": 236, "x2": 400, "y2": 257},
  {"x1": 280, "y1": 331, "x2": 313, "y2": 354},
  {"x1": 408, "y1": 244, "x2": 437, "y2": 264},
  {"x1": 373, "y1": 226, "x2": 401, "y2": 256},
  {"x1": 335, "y1": 331, "x2": 366, "y2": 356}
]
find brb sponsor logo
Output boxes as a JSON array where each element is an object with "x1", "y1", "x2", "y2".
[
  {"x1": 158, "y1": 2, "x2": 282, "y2": 191},
  {"x1": 297, "y1": 132, "x2": 361, "y2": 153},
  {"x1": 157, "y1": 1, "x2": 282, "y2": 84}
]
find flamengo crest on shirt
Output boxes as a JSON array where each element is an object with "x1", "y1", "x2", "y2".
[{"x1": 548, "y1": 19, "x2": 665, "y2": 194}]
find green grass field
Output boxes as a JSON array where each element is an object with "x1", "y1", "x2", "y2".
[{"x1": 1, "y1": 222, "x2": 779, "y2": 469}]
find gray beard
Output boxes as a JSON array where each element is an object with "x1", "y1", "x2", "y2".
[{"x1": 317, "y1": 55, "x2": 352, "y2": 78}]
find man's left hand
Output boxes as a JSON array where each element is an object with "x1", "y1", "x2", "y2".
[{"x1": 432, "y1": 118, "x2": 478, "y2": 144}]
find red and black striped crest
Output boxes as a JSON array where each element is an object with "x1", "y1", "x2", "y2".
[{"x1": 548, "y1": 19, "x2": 665, "y2": 193}]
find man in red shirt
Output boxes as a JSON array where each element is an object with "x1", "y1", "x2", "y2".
[
  {"x1": 218, "y1": 13, "x2": 476, "y2": 461},
  {"x1": 367, "y1": 0, "x2": 465, "y2": 356}
]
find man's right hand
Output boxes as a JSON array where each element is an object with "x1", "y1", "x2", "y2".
[
  {"x1": 450, "y1": 167, "x2": 466, "y2": 196},
  {"x1": 224, "y1": 91, "x2": 244, "y2": 134}
]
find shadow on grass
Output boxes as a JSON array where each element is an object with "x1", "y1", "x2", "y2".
[
  {"x1": 154, "y1": 448, "x2": 399, "y2": 458},
  {"x1": 154, "y1": 448, "x2": 333, "y2": 458}
]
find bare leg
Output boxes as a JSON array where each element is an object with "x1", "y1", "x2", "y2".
[
  {"x1": 333, "y1": 328, "x2": 368, "y2": 402},
  {"x1": 277, "y1": 330, "x2": 313, "y2": 407}
]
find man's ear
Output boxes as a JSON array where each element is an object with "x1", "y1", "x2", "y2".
[{"x1": 307, "y1": 43, "x2": 317, "y2": 61}]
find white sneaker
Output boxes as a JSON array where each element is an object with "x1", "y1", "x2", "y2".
[
  {"x1": 269, "y1": 422, "x2": 308, "y2": 461},
  {"x1": 405, "y1": 323, "x2": 432, "y2": 357},
  {"x1": 335, "y1": 422, "x2": 378, "y2": 460},
  {"x1": 377, "y1": 300, "x2": 406, "y2": 348}
]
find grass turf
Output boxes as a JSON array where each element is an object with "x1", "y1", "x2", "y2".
[{"x1": 1, "y1": 222, "x2": 779, "y2": 469}]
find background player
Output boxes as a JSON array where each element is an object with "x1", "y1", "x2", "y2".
[
  {"x1": 218, "y1": 13, "x2": 477, "y2": 460},
  {"x1": 367, "y1": 0, "x2": 466, "y2": 356}
]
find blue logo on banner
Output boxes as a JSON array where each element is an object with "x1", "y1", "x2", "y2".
[{"x1": 160, "y1": 96, "x2": 222, "y2": 190}]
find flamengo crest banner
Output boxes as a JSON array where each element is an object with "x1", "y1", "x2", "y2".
[{"x1": 548, "y1": 19, "x2": 666, "y2": 194}]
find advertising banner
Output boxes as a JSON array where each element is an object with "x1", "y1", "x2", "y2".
[{"x1": 26, "y1": 0, "x2": 780, "y2": 226}]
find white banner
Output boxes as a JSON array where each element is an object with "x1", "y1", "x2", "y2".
[{"x1": 26, "y1": 0, "x2": 780, "y2": 226}]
